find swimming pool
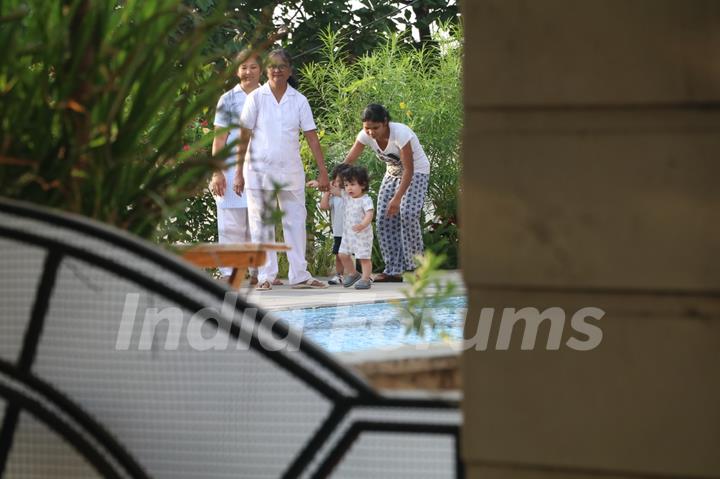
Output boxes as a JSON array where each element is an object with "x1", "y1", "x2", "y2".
[{"x1": 276, "y1": 296, "x2": 467, "y2": 353}]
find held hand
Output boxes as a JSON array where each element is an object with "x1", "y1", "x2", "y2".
[
  {"x1": 306, "y1": 180, "x2": 319, "y2": 189},
  {"x1": 316, "y1": 171, "x2": 330, "y2": 192},
  {"x1": 386, "y1": 197, "x2": 401, "y2": 217},
  {"x1": 233, "y1": 170, "x2": 245, "y2": 196},
  {"x1": 352, "y1": 223, "x2": 367, "y2": 233},
  {"x1": 210, "y1": 173, "x2": 226, "y2": 197}
]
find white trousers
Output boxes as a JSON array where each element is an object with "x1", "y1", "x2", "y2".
[
  {"x1": 217, "y1": 207, "x2": 256, "y2": 278},
  {"x1": 245, "y1": 188, "x2": 312, "y2": 285}
]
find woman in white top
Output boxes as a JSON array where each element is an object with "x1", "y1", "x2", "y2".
[
  {"x1": 234, "y1": 49, "x2": 330, "y2": 290},
  {"x1": 344, "y1": 104, "x2": 431, "y2": 282},
  {"x1": 209, "y1": 51, "x2": 261, "y2": 284}
]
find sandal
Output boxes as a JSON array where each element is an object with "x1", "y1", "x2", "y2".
[
  {"x1": 354, "y1": 279, "x2": 372, "y2": 290},
  {"x1": 272, "y1": 278, "x2": 284, "y2": 286},
  {"x1": 372, "y1": 273, "x2": 403, "y2": 283},
  {"x1": 255, "y1": 280, "x2": 272, "y2": 291},
  {"x1": 291, "y1": 278, "x2": 328, "y2": 289},
  {"x1": 343, "y1": 272, "x2": 362, "y2": 288}
]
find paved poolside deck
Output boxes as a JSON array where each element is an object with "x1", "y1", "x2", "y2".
[{"x1": 243, "y1": 270, "x2": 465, "y2": 311}]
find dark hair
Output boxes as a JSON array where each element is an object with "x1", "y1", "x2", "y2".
[
  {"x1": 341, "y1": 165, "x2": 370, "y2": 192},
  {"x1": 330, "y1": 163, "x2": 351, "y2": 182},
  {"x1": 235, "y1": 48, "x2": 262, "y2": 68},
  {"x1": 361, "y1": 103, "x2": 391, "y2": 123},
  {"x1": 267, "y1": 48, "x2": 298, "y2": 88}
]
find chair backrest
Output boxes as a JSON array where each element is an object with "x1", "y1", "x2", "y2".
[{"x1": 0, "y1": 198, "x2": 462, "y2": 478}]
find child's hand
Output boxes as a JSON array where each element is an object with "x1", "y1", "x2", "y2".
[
  {"x1": 306, "y1": 180, "x2": 320, "y2": 188},
  {"x1": 352, "y1": 223, "x2": 367, "y2": 233}
]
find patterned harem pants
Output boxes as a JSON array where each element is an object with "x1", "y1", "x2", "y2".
[{"x1": 376, "y1": 172, "x2": 429, "y2": 275}]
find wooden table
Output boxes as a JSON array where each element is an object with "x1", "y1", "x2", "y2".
[{"x1": 180, "y1": 243, "x2": 290, "y2": 290}]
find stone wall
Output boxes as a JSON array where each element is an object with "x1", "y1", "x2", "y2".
[
  {"x1": 460, "y1": 1, "x2": 720, "y2": 477},
  {"x1": 339, "y1": 345, "x2": 461, "y2": 391}
]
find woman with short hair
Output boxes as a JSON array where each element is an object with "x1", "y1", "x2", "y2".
[
  {"x1": 209, "y1": 51, "x2": 262, "y2": 284},
  {"x1": 234, "y1": 49, "x2": 330, "y2": 290}
]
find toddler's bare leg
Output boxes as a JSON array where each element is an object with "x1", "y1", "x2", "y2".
[
  {"x1": 359, "y1": 259, "x2": 372, "y2": 281},
  {"x1": 338, "y1": 253, "x2": 356, "y2": 276},
  {"x1": 335, "y1": 255, "x2": 344, "y2": 275}
]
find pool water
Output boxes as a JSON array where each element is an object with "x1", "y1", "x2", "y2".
[{"x1": 276, "y1": 296, "x2": 467, "y2": 353}]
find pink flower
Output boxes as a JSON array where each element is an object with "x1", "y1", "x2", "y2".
[{"x1": 182, "y1": 144, "x2": 190, "y2": 151}]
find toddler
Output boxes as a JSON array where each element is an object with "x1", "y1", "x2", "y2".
[
  {"x1": 337, "y1": 165, "x2": 374, "y2": 289},
  {"x1": 319, "y1": 163, "x2": 351, "y2": 285}
]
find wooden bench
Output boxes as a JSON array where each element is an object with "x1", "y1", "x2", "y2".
[{"x1": 179, "y1": 243, "x2": 290, "y2": 290}]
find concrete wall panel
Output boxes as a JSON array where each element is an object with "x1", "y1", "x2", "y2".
[
  {"x1": 461, "y1": 288, "x2": 720, "y2": 477},
  {"x1": 461, "y1": 109, "x2": 720, "y2": 291},
  {"x1": 463, "y1": 0, "x2": 720, "y2": 107}
]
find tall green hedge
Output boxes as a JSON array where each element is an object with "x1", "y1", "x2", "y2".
[
  {"x1": 0, "y1": 0, "x2": 275, "y2": 238},
  {"x1": 300, "y1": 26, "x2": 462, "y2": 272}
]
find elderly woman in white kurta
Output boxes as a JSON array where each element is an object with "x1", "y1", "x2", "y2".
[{"x1": 234, "y1": 49, "x2": 330, "y2": 291}]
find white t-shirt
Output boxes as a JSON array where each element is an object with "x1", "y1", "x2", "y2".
[
  {"x1": 240, "y1": 84, "x2": 317, "y2": 191},
  {"x1": 356, "y1": 122, "x2": 430, "y2": 177},
  {"x1": 213, "y1": 84, "x2": 249, "y2": 208},
  {"x1": 330, "y1": 193, "x2": 346, "y2": 237}
]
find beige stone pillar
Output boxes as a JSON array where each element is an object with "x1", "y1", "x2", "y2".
[{"x1": 460, "y1": 1, "x2": 720, "y2": 477}]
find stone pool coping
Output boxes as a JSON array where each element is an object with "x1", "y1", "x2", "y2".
[{"x1": 337, "y1": 342, "x2": 463, "y2": 392}]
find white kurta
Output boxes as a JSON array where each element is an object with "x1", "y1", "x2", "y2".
[
  {"x1": 240, "y1": 84, "x2": 316, "y2": 191},
  {"x1": 213, "y1": 83, "x2": 249, "y2": 208}
]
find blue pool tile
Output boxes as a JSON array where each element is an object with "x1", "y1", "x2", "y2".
[{"x1": 276, "y1": 296, "x2": 467, "y2": 353}]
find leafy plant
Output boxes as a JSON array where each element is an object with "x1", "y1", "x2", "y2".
[
  {"x1": 393, "y1": 251, "x2": 458, "y2": 336},
  {"x1": 275, "y1": 0, "x2": 459, "y2": 63},
  {"x1": 299, "y1": 24, "x2": 462, "y2": 273},
  {"x1": 0, "y1": 0, "x2": 280, "y2": 238}
]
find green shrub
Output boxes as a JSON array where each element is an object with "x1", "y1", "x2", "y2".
[
  {"x1": 0, "y1": 0, "x2": 276, "y2": 239},
  {"x1": 300, "y1": 25, "x2": 462, "y2": 273}
]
